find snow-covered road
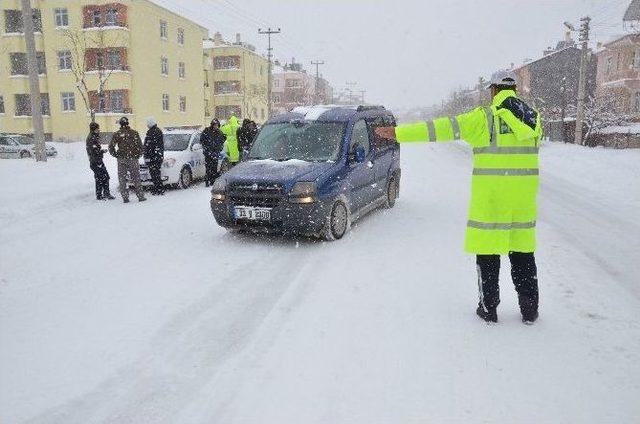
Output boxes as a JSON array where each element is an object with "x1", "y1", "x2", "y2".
[{"x1": 1, "y1": 142, "x2": 639, "y2": 423}]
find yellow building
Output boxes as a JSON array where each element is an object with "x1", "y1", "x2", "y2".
[
  {"x1": 204, "y1": 32, "x2": 269, "y2": 124},
  {"x1": 0, "y1": 0, "x2": 208, "y2": 142}
]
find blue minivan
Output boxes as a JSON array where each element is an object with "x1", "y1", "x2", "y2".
[{"x1": 210, "y1": 105, "x2": 400, "y2": 240}]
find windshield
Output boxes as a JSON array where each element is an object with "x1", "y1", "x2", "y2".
[
  {"x1": 13, "y1": 136, "x2": 34, "y2": 145},
  {"x1": 164, "y1": 133, "x2": 191, "y2": 151},
  {"x1": 247, "y1": 122, "x2": 345, "y2": 162}
]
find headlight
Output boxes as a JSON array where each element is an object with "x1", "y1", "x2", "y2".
[
  {"x1": 289, "y1": 182, "x2": 317, "y2": 204},
  {"x1": 211, "y1": 178, "x2": 227, "y2": 201},
  {"x1": 163, "y1": 158, "x2": 176, "y2": 168}
]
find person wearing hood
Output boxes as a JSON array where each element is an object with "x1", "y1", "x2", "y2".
[
  {"x1": 108, "y1": 116, "x2": 146, "y2": 203},
  {"x1": 237, "y1": 119, "x2": 259, "y2": 159},
  {"x1": 200, "y1": 118, "x2": 226, "y2": 186},
  {"x1": 144, "y1": 117, "x2": 165, "y2": 195},
  {"x1": 86, "y1": 122, "x2": 115, "y2": 200},
  {"x1": 221, "y1": 115, "x2": 241, "y2": 166}
]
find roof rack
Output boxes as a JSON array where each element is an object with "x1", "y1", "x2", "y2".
[{"x1": 356, "y1": 105, "x2": 385, "y2": 112}]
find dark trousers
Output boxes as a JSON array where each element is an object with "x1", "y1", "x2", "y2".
[
  {"x1": 476, "y1": 252, "x2": 538, "y2": 314},
  {"x1": 148, "y1": 160, "x2": 164, "y2": 193},
  {"x1": 205, "y1": 157, "x2": 219, "y2": 186},
  {"x1": 90, "y1": 161, "x2": 111, "y2": 199}
]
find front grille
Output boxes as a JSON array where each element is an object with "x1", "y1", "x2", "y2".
[{"x1": 229, "y1": 183, "x2": 284, "y2": 208}]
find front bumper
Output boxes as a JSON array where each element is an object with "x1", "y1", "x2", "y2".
[
  {"x1": 211, "y1": 196, "x2": 332, "y2": 236},
  {"x1": 138, "y1": 164, "x2": 171, "y2": 186}
]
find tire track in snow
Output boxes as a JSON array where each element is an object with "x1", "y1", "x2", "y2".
[{"x1": 23, "y1": 239, "x2": 318, "y2": 424}]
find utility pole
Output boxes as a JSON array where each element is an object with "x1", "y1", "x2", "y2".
[
  {"x1": 574, "y1": 16, "x2": 591, "y2": 146},
  {"x1": 345, "y1": 81, "x2": 356, "y2": 104},
  {"x1": 21, "y1": 0, "x2": 46, "y2": 161},
  {"x1": 258, "y1": 27, "x2": 281, "y2": 118},
  {"x1": 311, "y1": 60, "x2": 325, "y2": 104}
]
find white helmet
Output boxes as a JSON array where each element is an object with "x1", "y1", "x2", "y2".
[{"x1": 489, "y1": 75, "x2": 517, "y2": 89}]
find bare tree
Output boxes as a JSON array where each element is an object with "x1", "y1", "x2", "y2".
[
  {"x1": 567, "y1": 94, "x2": 634, "y2": 145},
  {"x1": 62, "y1": 27, "x2": 123, "y2": 123},
  {"x1": 242, "y1": 82, "x2": 268, "y2": 121}
]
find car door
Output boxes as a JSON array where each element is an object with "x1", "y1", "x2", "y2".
[
  {"x1": 346, "y1": 119, "x2": 377, "y2": 212},
  {"x1": 367, "y1": 115, "x2": 397, "y2": 199},
  {"x1": 0, "y1": 136, "x2": 13, "y2": 158}
]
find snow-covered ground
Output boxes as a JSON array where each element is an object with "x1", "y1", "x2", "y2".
[{"x1": 1, "y1": 141, "x2": 639, "y2": 423}]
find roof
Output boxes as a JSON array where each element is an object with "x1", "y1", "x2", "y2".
[
  {"x1": 267, "y1": 105, "x2": 388, "y2": 124},
  {"x1": 624, "y1": 0, "x2": 640, "y2": 21},
  {"x1": 513, "y1": 46, "x2": 578, "y2": 71}
]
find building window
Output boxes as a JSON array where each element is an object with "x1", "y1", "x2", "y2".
[
  {"x1": 107, "y1": 50, "x2": 122, "y2": 70},
  {"x1": 204, "y1": 99, "x2": 210, "y2": 117},
  {"x1": 4, "y1": 9, "x2": 42, "y2": 33},
  {"x1": 111, "y1": 91, "x2": 124, "y2": 112},
  {"x1": 97, "y1": 94, "x2": 107, "y2": 112},
  {"x1": 177, "y1": 28, "x2": 185, "y2": 45},
  {"x1": 273, "y1": 94, "x2": 281, "y2": 103},
  {"x1": 162, "y1": 94, "x2": 170, "y2": 111},
  {"x1": 92, "y1": 10, "x2": 102, "y2": 26},
  {"x1": 105, "y1": 9, "x2": 118, "y2": 26},
  {"x1": 274, "y1": 79, "x2": 279, "y2": 88},
  {"x1": 178, "y1": 62, "x2": 186, "y2": 78},
  {"x1": 161, "y1": 57, "x2": 168, "y2": 75},
  {"x1": 605, "y1": 56, "x2": 613, "y2": 75},
  {"x1": 58, "y1": 51, "x2": 72, "y2": 70},
  {"x1": 160, "y1": 20, "x2": 168, "y2": 39},
  {"x1": 0, "y1": 95, "x2": 5, "y2": 114},
  {"x1": 214, "y1": 81, "x2": 241, "y2": 95},
  {"x1": 286, "y1": 79, "x2": 301, "y2": 88},
  {"x1": 54, "y1": 8, "x2": 69, "y2": 27},
  {"x1": 215, "y1": 105, "x2": 242, "y2": 120},
  {"x1": 179, "y1": 96, "x2": 187, "y2": 112},
  {"x1": 61, "y1": 92, "x2": 75, "y2": 111},
  {"x1": 14, "y1": 93, "x2": 49, "y2": 116},
  {"x1": 10, "y1": 52, "x2": 46, "y2": 75},
  {"x1": 213, "y1": 56, "x2": 240, "y2": 70},
  {"x1": 635, "y1": 92, "x2": 640, "y2": 112}
]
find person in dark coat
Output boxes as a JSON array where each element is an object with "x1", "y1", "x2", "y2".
[
  {"x1": 200, "y1": 118, "x2": 226, "y2": 186},
  {"x1": 144, "y1": 117, "x2": 165, "y2": 195},
  {"x1": 237, "y1": 118, "x2": 258, "y2": 159},
  {"x1": 108, "y1": 116, "x2": 146, "y2": 203},
  {"x1": 86, "y1": 122, "x2": 115, "y2": 200}
]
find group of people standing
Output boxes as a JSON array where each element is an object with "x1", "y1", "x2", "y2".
[
  {"x1": 85, "y1": 116, "x2": 166, "y2": 203},
  {"x1": 200, "y1": 116, "x2": 259, "y2": 187},
  {"x1": 86, "y1": 115, "x2": 259, "y2": 199}
]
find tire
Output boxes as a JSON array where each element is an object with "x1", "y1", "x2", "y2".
[
  {"x1": 20, "y1": 150, "x2": 31, "y2": 159},
  {"x1": 178, "y1": 166, "x2": 192, "y2": 189},
  {"x1": 385, "y1": 173, "x2": 399, "y2": 208},
  {"x1": 322, "y1": 198, "x2": 350, "y2": 241}
]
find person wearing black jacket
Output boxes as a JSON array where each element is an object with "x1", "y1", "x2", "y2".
[
  {"x1": 200, "y1": 118, "x2": 226, "y2": 186},
  {"x1": 237, "y1": 119, "x2": 259, "y2": 159},
  {"x1": 86, "y1": 122, "x2": 115, "y2": 200},
  {"x1": 144, "y1": 117, "x2": 165, "y2": 195}
]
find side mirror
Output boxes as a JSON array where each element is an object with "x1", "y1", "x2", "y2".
[
  {"x1": 192, "y1": 143, "x2": 202, "y2": 151},
  {"x1": 354, "y1": 144, "x2": 366, "y2": 163}
]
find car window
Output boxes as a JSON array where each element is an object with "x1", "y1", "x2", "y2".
[
  {"x1": 350, "y1": 120, "x2": 370, "y2": 156},
  {"x1": 368, "y1": 115, "x2": 397, "y2": 150},
  {"x1": 163, "y1": 133, "x2": 191, "y2": 151},
  {"x1": 14, "y1": 136, "x2": 34, "y2": 145},
  {"x1": 0, "y1": 137, "x2": 10, "y2": 146}
]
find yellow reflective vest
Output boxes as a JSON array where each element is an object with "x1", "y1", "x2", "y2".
[
  {"x1": 396, "y1": 90, "x2": 542, "y2": 254},
  {"x1": 221, "y1": 116, "x2": 241, "y2": 163}
]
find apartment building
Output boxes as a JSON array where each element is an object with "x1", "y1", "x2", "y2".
[
  {"x1": 0, "y1": 0, "x2": 208, "y2": 141},
  {"x1": 203, "y1": 32, "x2": 269, "y2": 124},
  {"x1": 272, "y1": 59, "x2": 333, "y2": 116}
]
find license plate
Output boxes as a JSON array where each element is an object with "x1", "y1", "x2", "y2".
[{"x1": 234, "y1": 206, "x2": 271, "y2": 221}]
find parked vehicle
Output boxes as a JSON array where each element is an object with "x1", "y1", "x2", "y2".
[
  {"x1": 211, "y1": 105, "x2": 400, "y2": 240},
  {"x1": 138, "y1": 129, "x2": 205, "y2": 189},
  {"x1": 0, "y1": 134, "x2": 57, "y2": 159}
]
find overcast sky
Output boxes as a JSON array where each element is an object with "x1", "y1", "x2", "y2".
[{"x1": 155, "y1": 0, "x2": 630, "y2": 109}]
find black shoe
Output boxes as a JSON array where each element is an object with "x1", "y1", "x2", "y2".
[
  {"x1": 476, "y1": 305, "x2": 498, "y2": 323},
  {"x1": 123, "y1": 198, "x2": 130, "y2": 203},
  {"x1": 522, "y1": 310, "x2": 539, "y2": 325},
  {"x1": 105, "y1": 194, "x2": 116, "y2": 200},
  {"x1": 138, "y1": 196, "x2": 147, "y2": 202},
  {"x1": 97, "y1": 195, "x2": 104, "y2": 200}
]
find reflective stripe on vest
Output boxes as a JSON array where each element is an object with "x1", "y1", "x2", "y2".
[
  {"x1": 473, "y1": 146, "x2": 539, "y2": 154},
  {"x1": 467, "y1": 220, "x2": 536, "y2": 230},
  {"x1": 426, "y1": 120, "x2": 437, "y2": 142},
  {"x1": 472, "y1": 168, "x2": 539, "y2": 176},
  {"x1": 450, "y1": 117, "x2": 461, "y2": 140}
]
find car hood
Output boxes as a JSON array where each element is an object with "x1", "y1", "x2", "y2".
[{"x1": 225, "y1": 159, "x2": 334, "y2": 189}]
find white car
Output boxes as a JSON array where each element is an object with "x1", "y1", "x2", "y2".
[
  {"x1": 139, "y1": 129, "x2": 206, "y2": 189},
  {"x1": 0, "y1": 134, "x2": 57, "y2": 159}
]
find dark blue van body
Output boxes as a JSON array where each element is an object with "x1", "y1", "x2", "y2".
[{"x1": 210, "y1": 105, "x2": 400, "y2": 240}]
